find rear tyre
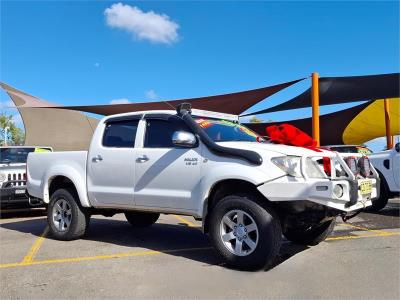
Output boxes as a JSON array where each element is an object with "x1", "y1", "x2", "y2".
[
  {"x1": 283, "y1": 219, "x2": 336, "y2": 246},
  {"x1": 367, "y1": 177, "x2": 389, "y2": 212},
  {"x1": 47, "y1": 188, "x2": 90, "y2": 240},
  {"x1": 124, "y1": 211, "x2": 160, "y2": 227},
  {"x1": 209, "y1": 194, "x2": 282, "y2": 271}
]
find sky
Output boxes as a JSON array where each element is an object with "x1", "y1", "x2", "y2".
[{"x1": 0, "y1": 0, "x2": 399, "y2": 151}]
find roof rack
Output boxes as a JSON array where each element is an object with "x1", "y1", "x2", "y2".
[{"x1": 176, "y1": 103, "x2": 239, "y2": 122}]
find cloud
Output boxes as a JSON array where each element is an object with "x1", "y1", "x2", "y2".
[
  {"x1": 145, "y1": 89, "x2": 158, "y2": 101},
  {"x1": 104, "y1": 3, "x2": 179, "y2": 44},
  {"x1": 110, "y1": 98, "x2": 130, "y2": 104}
]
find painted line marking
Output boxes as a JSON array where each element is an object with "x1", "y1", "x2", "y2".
[
  {"x1": 21, "y1": 226, "x2": 49, "y2": 264},
  {"x1": 172, "y1": 215, "x2": 197, "y2": 227},
  {"x1": 326, "y1": 232, "x2": 400, "y2": 241},
  {"x1": 0, "y1": 246, "x2": 213, "y2": 269},
  {"x1": 339, "y1": 222, "x2": 393, "y2": 235},
  {"x1": 1, "y1": 216, "x2": 398, "y2": 270}
]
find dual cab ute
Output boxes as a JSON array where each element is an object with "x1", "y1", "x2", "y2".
[{"x1": 27, "y1": 104, "x2": 379, "y2": 270}]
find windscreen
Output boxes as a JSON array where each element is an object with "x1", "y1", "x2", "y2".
[
  {"x1": 0, "y1": 148, "x2": 36, "y2": 164},
  {"x1": 195, "y1": 118, "x2": 266, "y2": 143}
]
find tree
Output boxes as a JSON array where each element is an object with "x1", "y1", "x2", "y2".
[
  {"x1": 249, "y1": 116, "x2": 262, "y2": 123},
  {"x1": 0, "y1": 112, "x2": 25, "y2": 146}
]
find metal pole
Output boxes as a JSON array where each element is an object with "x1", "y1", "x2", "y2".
[
  {"x1": 311, "y1": 72, "x2": 320, "y2": 147},
  {"x1": 384, "y1": 98, "x2": 393, "y2": 149}
]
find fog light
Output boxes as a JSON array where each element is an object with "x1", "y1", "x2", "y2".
[{"x1": 333, "y1": 184, "x2": 344, "y2": 198}]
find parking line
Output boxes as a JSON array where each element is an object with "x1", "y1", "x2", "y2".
[
  {"x1": 0, "y1": 246, "x2": 213, "y2": 269},
  {"x1": 339, "y1": 222, "x2": 393, "y2": 235},
  {"x1": 21, "y1": 226, "x2": 49, "y2": 264},
  {"x1": 172, "y1": 215, "x2": 197, "y2": 227},
  {"x1": 326, "y1": 232, "x2": 400, "y2": 241},
  {"x1": 1, "y1": 231, "x2": 399, "y2": 270}
]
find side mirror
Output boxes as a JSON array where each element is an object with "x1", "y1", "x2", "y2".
[
  {"x1": 395, "y1": 143, "x2": 400, "y2": 153},
  {"x1": 172, "y1": 131, "x2": 197, "y2": 148}
]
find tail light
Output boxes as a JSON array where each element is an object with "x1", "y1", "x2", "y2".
[
  {"x1": 358, "y1": 156, "x2": 371, "y2": 177},
  {"x1": 345, "y1": 156, "x2": 358, "y2": 175},
  {"x1": 322, "y1": 157, "x2": 331, "y2": 176}
]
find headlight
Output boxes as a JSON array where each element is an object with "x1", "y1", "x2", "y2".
[
  {"x1": 271, "y1": 156, "x2": 302, "y2": 178},
  {"x1": 0, "y1": 173, "x2": 6, "y2": 182}
]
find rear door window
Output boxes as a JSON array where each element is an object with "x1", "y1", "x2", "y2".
[{"x1": 102, "y1": 120, "x2": 139, "y2": 148}]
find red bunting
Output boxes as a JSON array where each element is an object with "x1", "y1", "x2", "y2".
[{"x1": 266, "y1": 124, "x2": 318, "y2": 148}]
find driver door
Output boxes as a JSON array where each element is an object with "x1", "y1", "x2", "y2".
[{"x1": 134, "y1": 116, "x2": 202, "y2": 210}]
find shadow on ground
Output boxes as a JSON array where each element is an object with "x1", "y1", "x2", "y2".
[
  {"x1": 0, "y1": 208, "x2": 46, "y2": 220},
  {"x1": 354, "y1": 200, "x2": 400, "y2": 230},
  {"x1": 0, "y1": 215, "x2": 308, "y2": 271}
]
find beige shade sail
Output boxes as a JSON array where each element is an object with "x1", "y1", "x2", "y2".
[
  {"x1": 1, "y1": 78, "x2": 303, "y2": 150},
  {"x1": 1, "y1": 83, "x2": 99, "y2": 151}
]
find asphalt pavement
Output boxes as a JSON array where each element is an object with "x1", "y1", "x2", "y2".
[{"x1": 1, "y1": 199, "x2": 399, "y2": 299}]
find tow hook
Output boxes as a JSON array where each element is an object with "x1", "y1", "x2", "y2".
[{"x1": 341, "y1": 210, "x2": 363, "y2": 222}]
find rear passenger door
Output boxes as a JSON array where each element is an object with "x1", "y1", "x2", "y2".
[
  {"x1": 134, "y1": 116, "x2": 202, "y2": 210},
  {"x1": 87, "y1": 117, "x2": 139, "y2": 207}
]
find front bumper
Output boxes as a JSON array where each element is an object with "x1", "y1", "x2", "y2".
[
  {"x1": 257, "y1": 176, "x2": 378, "y2": 212},
  {"x1": 0, "y1": 181, "x2": 44, "y2": 208}
]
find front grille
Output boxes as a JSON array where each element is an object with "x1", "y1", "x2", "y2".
[{"x1": 3, "y1": 172, "x2": 27, "y2": 187}]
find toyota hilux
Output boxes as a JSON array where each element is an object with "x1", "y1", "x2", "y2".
[{"x1": 26, "y1": 104, "x2": 379, "y2": 270}]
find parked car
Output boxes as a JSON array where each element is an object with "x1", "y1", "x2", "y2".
[
  {"x1": 321, "y1": 145, "x2": 372, "y2": 154},
  {"x1": 368, "y1": 143, "x2": 400, "y2": 211},
  {"x1": 26, "y1": 105, "x2": 379, "y2": 270},
  {"x1": 0, "y1": 146, "x2": 52, "y2": 209}
]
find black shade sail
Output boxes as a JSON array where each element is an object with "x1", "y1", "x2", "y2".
[
  {"x1": 244, "y1": 102, "x2": 371, "y2": 145},
  {"x1": 242, "y1": 73, "x2": 400, "y2": 116},
  {"x1": 1, "y1": 78, "x2": 305, "y2": 116}
]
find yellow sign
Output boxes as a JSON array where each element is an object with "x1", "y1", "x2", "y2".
[{"x1": 359, "y1": 180, "x2": 372, "y2": 195}]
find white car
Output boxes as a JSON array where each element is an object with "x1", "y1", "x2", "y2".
[
  {"x1": 368, "y1": 143, "x2": 400, "y2": 210},
  {"x1": 0, "y1": 146, "x2": 52, "y2": 209},
  {"x1": 26, "y1": 104, "x2": 379, "y2": 270}
]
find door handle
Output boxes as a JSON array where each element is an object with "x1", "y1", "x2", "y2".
[
  {"x1": 92, "y1": 155, "x2": 103, "y2": 162},
  {"x1": 136, "y1": 155, "x2": 149, "y2": 163}
]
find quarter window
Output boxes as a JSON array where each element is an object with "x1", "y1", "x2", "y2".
[
  {"x1": 144, "y1": 118, "x2": 191, "y2": 148},
  {"x1": 102, "y1": 120, "x2": 139, "y2": 148}
]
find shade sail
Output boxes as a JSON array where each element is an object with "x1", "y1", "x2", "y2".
[
  {"x1": 1, "y1": 83, "x2": 99, "y2": 151},
  {"x1": 1, "y1": 78, "x2": 304, "y2": 116},
  {"x1": 244, "y1": 98, "x2": 400, "y2": 145},
  {"x1": 1, "y1": 78, "x2": 303, "y2": 150},
  {"x1": 242, "y1": 73, "x2": 400, "y2": 116}
]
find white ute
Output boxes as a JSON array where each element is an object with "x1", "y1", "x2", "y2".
[
  {"x1": 27, "y1": 104, "x2": 379, "y2": 270},
  {"x1": 368, "y1": 143, "x2": 400, "y2": 211}
]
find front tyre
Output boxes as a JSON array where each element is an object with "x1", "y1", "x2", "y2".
[
  {"x1": 47, "y1": 188, "x2": 90, "y2": 240},
  {"x1": 367, "y1": 176, "x2": 389, "y2": 212},
  {"x1": 209, "y1": 194, "x2": 282, "y2": 271},
  {"x1": 124, "y1": 211, "x2": 160, "y2": 227},
  {"x1": 284, "y1": 219, "x2": 336, "y2": 246}
]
